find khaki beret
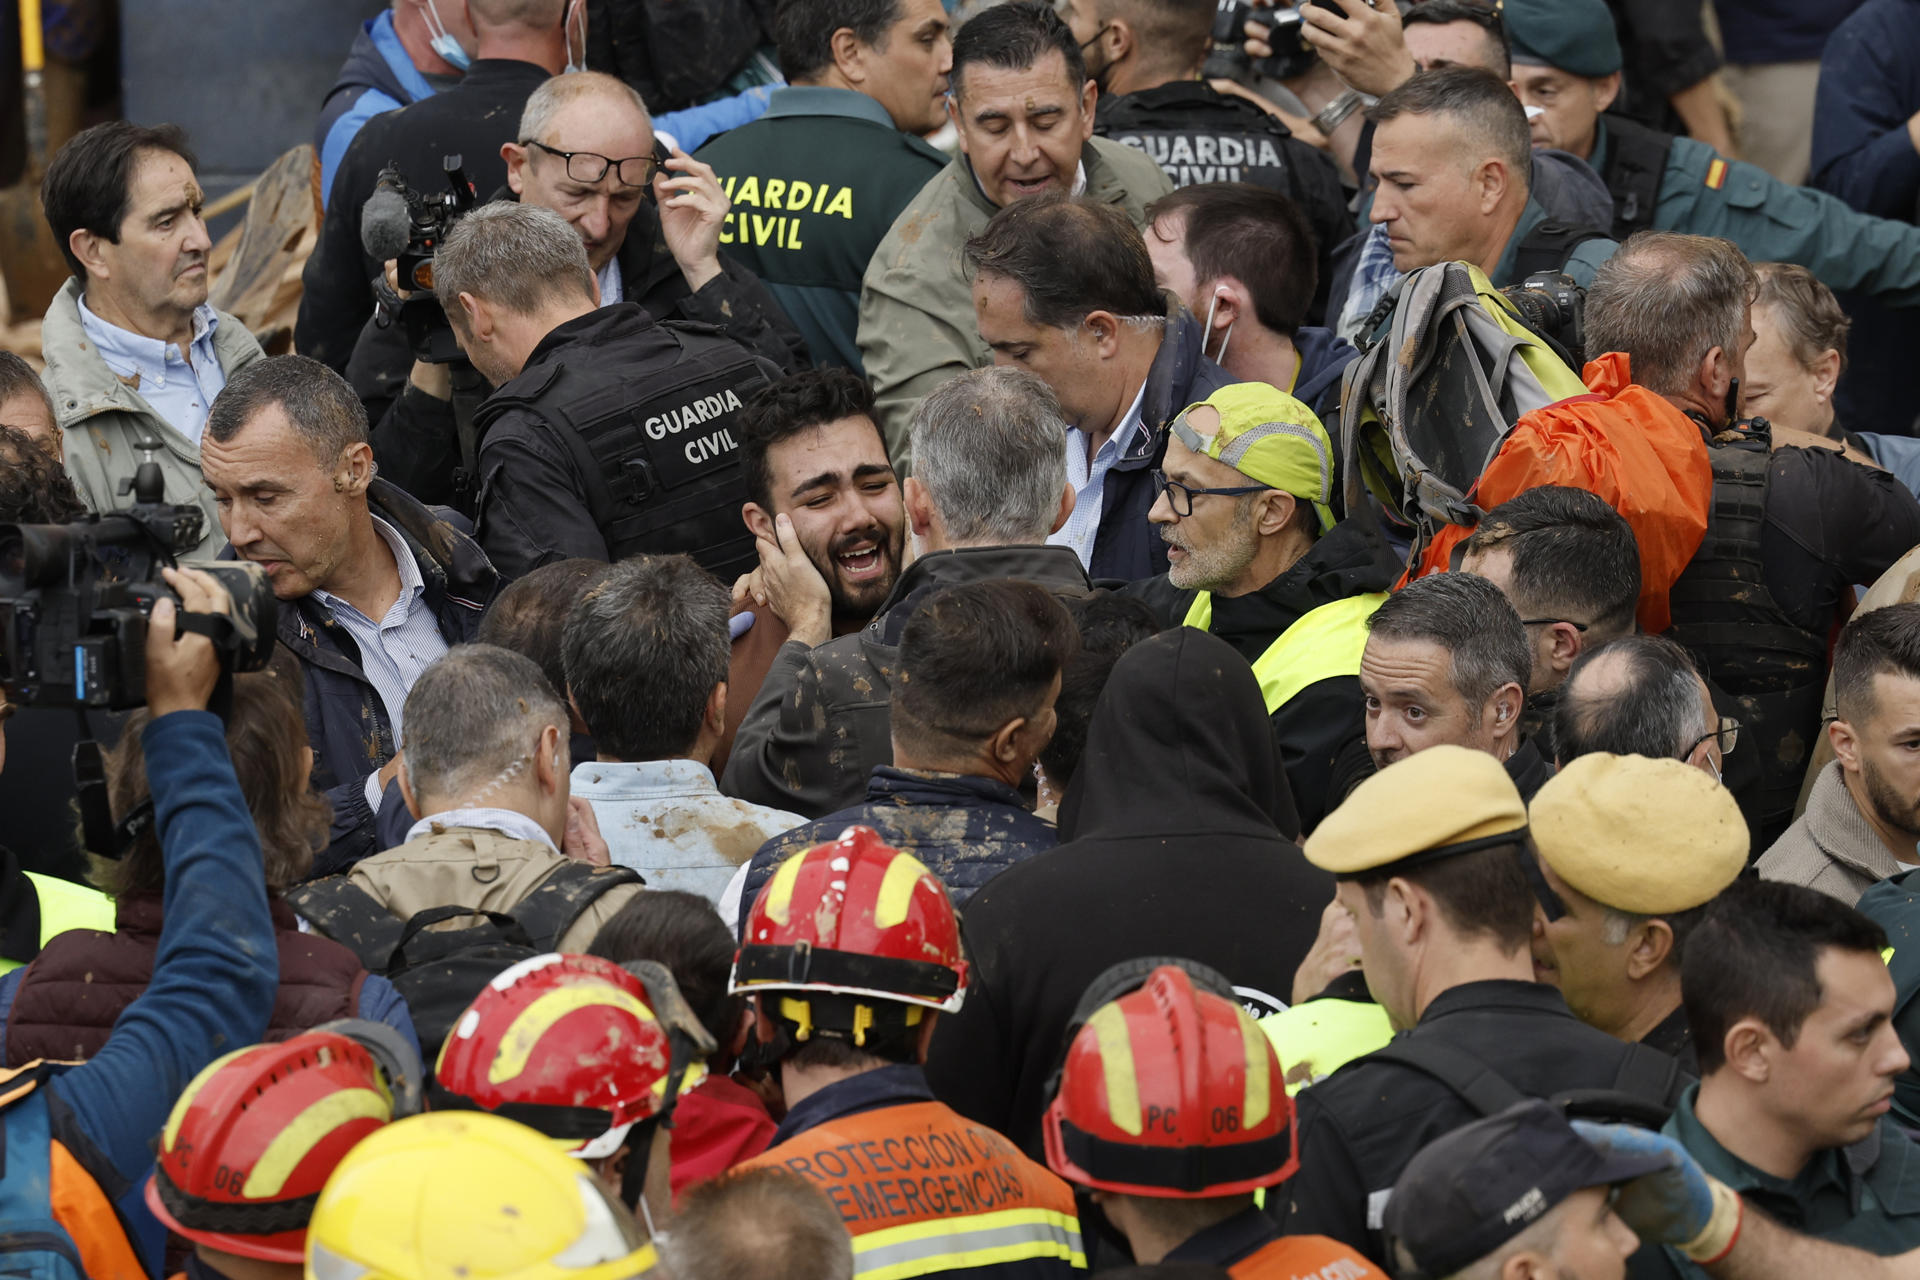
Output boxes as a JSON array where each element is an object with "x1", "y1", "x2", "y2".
[
  {"x1": 1305, "y1": 746, "x2": 1528, "y2": 877},
  {"x1": 1530, "y1": 754, "x2": 1747, "y2": 915}
]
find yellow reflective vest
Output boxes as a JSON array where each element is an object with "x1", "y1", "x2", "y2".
[
  {"x1": 1259, "y1": 998, "x2": 1395, "y2": 1095},
  {"x1": 0, "y1": 873, "x2": 116, "y2": 975},
  {"x1": 1181, "y1": 592, "x2": 1389, "y2": 714}
]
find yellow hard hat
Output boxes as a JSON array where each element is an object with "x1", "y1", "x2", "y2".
[{"x1": 304, "y1": 1112, "x2": 660, "y2": 1280}]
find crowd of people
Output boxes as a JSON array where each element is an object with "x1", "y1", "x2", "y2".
[{"x1": 13, "y1": 0, "x2": 1920, "y2": 1276}]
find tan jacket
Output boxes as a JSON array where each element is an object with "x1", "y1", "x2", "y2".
[
  {"x1": 1797, "y1": 544, "x2": 1920, "y2": 814},
  {"x1": 346, "y1": 826, "x2": 644, "y2": 955},
  {"x1": 1758, "y1": 761, "x2": 1907, "y2": 905}
]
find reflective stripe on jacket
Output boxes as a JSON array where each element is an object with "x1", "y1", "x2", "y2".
[{"x1": 1183, "y1": 593, "x2": 1387, "y2": 715}]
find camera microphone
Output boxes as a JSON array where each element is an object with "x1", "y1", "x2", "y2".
[{"x1": 361, "y1": 185, "x2": 414, "y2": 263}]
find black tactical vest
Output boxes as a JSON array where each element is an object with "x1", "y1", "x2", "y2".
[
  {"x1": 1597, "y1": 114, "x2": 1675, "y2": 242},
  {"x1": 478, "y1": 316, "x2": 778, "y2": 581},
  {"x1": 1665, "y1": 428, "x2": 1829, "y2": 837}
]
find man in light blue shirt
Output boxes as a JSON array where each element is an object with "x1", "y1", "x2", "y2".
[
  {"x1": 563, "y1": 554, "x2": 804, "y2": 904},
  {"x1": 38, "y1": 121, "x2": 263, "y2": 551}
]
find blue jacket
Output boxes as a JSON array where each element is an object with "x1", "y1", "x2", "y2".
[
  {"x1": 42, "y1": 711, "x2": 278, "y2": 1270},
  {"x1": 1094, "y1": 307, "x2": 1236, "y2": 582},
  {"x1": 736, "y1": 768, "x2": 1057, "y2": 934},
  {"x1": 1812, "y1": 0, "x2": 1920, "y2": 219},
  {"x1": 1293, "y1": 325, "x2": 1359, "y2": 430},
  {"x1": 315, "y1": 11, "x2": 440, "y2": 206},
  {"x1": 251, "y1": 480, "x2": 499, "y2": 877}
]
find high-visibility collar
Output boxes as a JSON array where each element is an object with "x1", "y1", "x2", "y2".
[{"x1": 1181, "y1": 592, "x2": 1388, "y2": 714}]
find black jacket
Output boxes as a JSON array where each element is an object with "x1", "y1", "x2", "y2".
[
  {"x1": 365, "y1": 196, "x2": 808, "y2": 506},
  {"x1": 263, "y1": 481, "x2": 497, "y2": 875},
  {"x1": 1275, "y1": 980, "x2": 1687, "y2": 1267},
  {"x1": 298, "y1": 59, "x2": 550, "y2": 372},
  {"x1": 722, "y1": 545, "x2": 1096, "y2": 819},
  {"x1": 923, "y1": 628, "x2": 1323, "y2": 1158},
  {"x1": 1094, "y1": 308, "x2": 1236, "y2": 582},
  {"x1": 1128, "y1": 513, "x2": 1402, "y2": 834}
]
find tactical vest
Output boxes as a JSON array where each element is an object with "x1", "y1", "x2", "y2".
[
  {"x1": 1183, "y1": 593, "x2": 1387, "y2": 715},
  {"x1": 1597, "y1": 114, "x2": 1675, "y2": 241},
  {"x1": 1508, "y1": 220, "x2": 1617, "y2": 282},
  {"x1": 737, "y1": 1099, "x2": 1086, "y2": 1280},
  {"x1": 1664, "y1": 430, "x2": 1829, "y2": 835},
  {"x1": 1101, "y1": 109, "x2": 1303, "y2": 192},
  {"x1": 477, "y1": 321, "x2": 777, "y2": 581}
]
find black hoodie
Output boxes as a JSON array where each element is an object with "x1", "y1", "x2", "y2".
[{"x1": 923, "y1": 628, "x2": 1331, "y2": 1159}]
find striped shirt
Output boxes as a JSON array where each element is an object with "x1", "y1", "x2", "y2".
[{"x1": 1049, "y1": 379, "x2": 1148, "y2": 571}]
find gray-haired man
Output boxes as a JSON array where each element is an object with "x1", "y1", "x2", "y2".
[
  {"x1": 435, "y1": 201, "x2": 784, "y2": 582},
  {"x1": 722, "y1": 364, "x2": 1088, "y2": 819}
]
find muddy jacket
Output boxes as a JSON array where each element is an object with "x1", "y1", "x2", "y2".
[
  {"x1": 266, "y1": 480, "x2": 499, "y2": 875},
  {"x1": 721, "y1": 545, "x2": 1095, "y2": 819},
  {"x1": 857, "y1": 137, "x2": 1173, "y2": 466},
  {"x1": 735, "y1": 767, "x2": 1056, "y2": 933},
  {"x1": 40, "y1": 278, "x2": 263, "y2": 554}
]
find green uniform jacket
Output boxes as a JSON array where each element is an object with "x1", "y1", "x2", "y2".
[
  {"x1": 39, "y1": 278, "x2": 263, "y2": 555},
  {"x1": 1599, "y1": 119, "x2": 1920, "y2": 307},
  {"x1": 856, "y1": 136, "x2": 1173, "y2": 467},
  {"x1": 697, "y1": 87, "x2": 948, "y2": 374},
  {"x1": 1663, "y1": 1081, "x2": 1920, "y2": 1273}
]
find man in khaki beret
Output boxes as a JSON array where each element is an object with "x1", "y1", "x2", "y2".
[
  {"x1": 1529, "y1": 753, "x2": 1749, "y2": 1075},
  {"x1": 1274, "y1": 746, "x2": 1689, "y2": 1267}
]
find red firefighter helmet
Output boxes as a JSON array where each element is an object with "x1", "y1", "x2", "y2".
[
  {"x1": 145, "y1": 1030, "x2": 400, "y2": 1262},
  {"x1": 731, "y1": 826, "x2": 968, "y2": 1017},
  {"x1": 433, "y1": 953, "x2": 706, "y2": 1161},
  {"x1": 1043, "y1": 964, "x2": 1297, "y2": 1198}
]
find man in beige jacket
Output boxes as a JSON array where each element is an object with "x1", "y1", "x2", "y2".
[
  {"x1": 298, "y1": 643, "x2": 643, "y2": 956},
  {"x1": 1760, "y1": 604, "x2": 1920, "y2": 904}
]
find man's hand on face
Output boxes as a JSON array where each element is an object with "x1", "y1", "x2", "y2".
[
  {"x1": 652, "y1": 148, "x2": 726, "y2": 293},
  {"x1": 1300, "y1": 0, "x2": 1415, "y2": 97},
  {"x1": 751, "y1": 513, "x2": 834, "y2": 649},
  {"x1": 146, "y1": 567, "x2": 230, "y2": 718}
]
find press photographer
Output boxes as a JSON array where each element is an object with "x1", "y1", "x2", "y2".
[{"x1": 363, "y1": 71, "x2": 807, "y2": 509}]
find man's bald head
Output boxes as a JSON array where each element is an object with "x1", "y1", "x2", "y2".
[
  {"x1": 470, "y1": 0, "x2": 568, "y2": 29},
  {"x1": 507, "y1": 72, "x2": 655, "y2": 272}
]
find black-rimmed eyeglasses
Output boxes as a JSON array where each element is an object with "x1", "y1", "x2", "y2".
[
  {"x1": 1518, "y1": 617, "x2": 1590, "y2": 632},
  {"x1": 524, "y1": 139, "x2": 664, "y2": 188},
  {"x1": 1681, "y1": 716, "x2": 1740, "y2": 761},
  {"x1": 1151, "y1": 470, "x2": 1268, "y2": 518}
]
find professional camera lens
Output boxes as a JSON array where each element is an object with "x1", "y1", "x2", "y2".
[
  {"x1": 175, "y1": 560, "x2": 279, "y2": 673},
  {"x1": 0, "y1": 523, "x2": 75, "y2": 592}
]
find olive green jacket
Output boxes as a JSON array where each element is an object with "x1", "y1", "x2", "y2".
[{"x1": 856, "y1": 136, "x2": 1172, "y2": 468}]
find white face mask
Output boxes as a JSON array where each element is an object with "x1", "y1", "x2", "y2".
[
  {"x1": 563, "y1": 0, "x2": 585, "y2": 73},
  {"x1": 423, "y1": 0, "x2": 472, "y2": 71},
  {"x1": 1202, "y1": 289, "x2": 1234, "y2": 366}
]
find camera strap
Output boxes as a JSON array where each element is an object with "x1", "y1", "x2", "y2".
[{"x1": 73, "y1": 719, "x2": 154, "y2": 861}]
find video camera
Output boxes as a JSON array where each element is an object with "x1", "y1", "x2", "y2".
[
  {"x1": 361, "y1": 155, "x2": 478, "y2": 365},
  {"x1": 0, "y1": 458, "x2": 276, "y2": 711},
  {"x1": 1501, "y1": 272, "x2": 1587, "y2": 369},
  {"x1": 1206, "y1": 0, "x2": 1346, "y2": 83}
]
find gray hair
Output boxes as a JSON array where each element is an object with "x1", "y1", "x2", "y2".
[
  {"x1": 401, "y1": 645, "x2": 570, "y2": 804},
  {"x1": 1366, "y1": 572, "x2": 1531, "y2": 708},
  {"x1": 1586, "y1": 232, "x2": 1757, "y2": 398},
  {"x1": 206, "y1": 353, "x2": 368, "y2": 465},
  {"x1": 518, "y1": 70, "x2": 649, "y2": 145},
  {"x1": 1555, "y1": 634, "x2": 1711, "y2": 764},
  {"x1": 433, "y1": 201, "x2": 595, "y2": 321},
  {"x1": 562, "y1": 554, "x2": 730, "y2": 762},
  {"x1": 909, "y1": 366, "x2": 1068, "y2": 545},
  {"x1": 1365, "y1": 66, "x2": 1532, "y2": 189}
]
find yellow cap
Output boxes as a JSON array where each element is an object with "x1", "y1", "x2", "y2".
[
  {"x1": 1529, "y1": 754, "x2": 1747, "y2": 915},
  {"x1": 1170, "y1": 383, "x2": 1337, "y2": 533},
  {"x1": 1304, "y1": 746, "x2": 1528, "y2": 876},
  {"x1": 304, "y1": 1112, "x2": 659, "y2": 1280}
]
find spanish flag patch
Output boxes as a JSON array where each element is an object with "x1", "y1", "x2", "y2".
[{"x1": 1705, "y1": 158, "x2": 1728, "y2": 190}]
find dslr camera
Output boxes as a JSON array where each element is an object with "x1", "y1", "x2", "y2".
[
  {"x1": 0, "y1": 459, "x2": 276, "y2": 710},
  {"x1": 1207, "y1": 0, "x2": 1346, "y2": 83},
  {"x1": 1501, "y1": 272, "x2": 1588, "y2": 369},
  {"x1": 361, "y1": 155, "x2": 478, "y2": 364}
]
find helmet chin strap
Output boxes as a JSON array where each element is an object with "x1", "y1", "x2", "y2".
[{"x1": 1202, "y1": 290, "x2": 1234, "y2": 366}]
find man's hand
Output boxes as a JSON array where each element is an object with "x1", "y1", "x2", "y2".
[
  {"x1": 376, "y1": 753, "x2": 405, "y2": 792},
  {"x1": 1293, "y1": 899, "x2": 1364, "y2": 1004},
  {"x1": 563, "y1": 795, "x2": 611, "y2": 867},
  {"x1": 147, "y1": 567, "x2": 229, "y2": 718},
  {"x1": 654, "y1": 149, "x2": 726, "y2": 294},
  {"x1": 751, "y1": 513, "x2": 833, "y2": 648},
  {"x1": 1570, "y1": 1121, "x2": 1744, "y2": 1262},
  {"x1": 1300, "y1": 0, "x2": 1415, "y2": 98}
]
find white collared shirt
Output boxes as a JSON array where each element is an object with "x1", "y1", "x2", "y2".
[
  {"x1": 405, "y1": 806, "x2": 558, "y2": 852},
  {"x1": 1050, "y1": 379, "x2": 1149, "y2": 570},
  {"x1": 75, "y1": 294, "x2": 227, "y2": 445}
]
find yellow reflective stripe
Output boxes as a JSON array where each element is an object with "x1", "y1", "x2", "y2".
[
  {"x1": 762, "y1": 850, "x2": 809, "y2": 926},
  {"x1": 491, "y1": 987, "x2": 657, "y2": 1085},
  {"x1": 1237, "y1": 1007, "x2": 1271, "y2": 1131},
  {"x1": 1886, "y1": 946, "x2": 1897, "y2": 966},
  {"x1": 1181, "y1": 594, "x2": 1386, "y2": 714},
  {"x1": 853, "y1": 1207, "x2": 1086, "y2": 1280},
  {"x1": 874, "y1": 852, "x2": 936, "y2": 930},
  {"x1": 245, "y1": 1087, "x2": 389, "y2": 1199},
  {"x1": 162, "y1": 1046, "x2": 257, "y2": 1154},
  {"x1": 1086, "y1": 1004, "x2": 1141, "y2": 1136}
]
